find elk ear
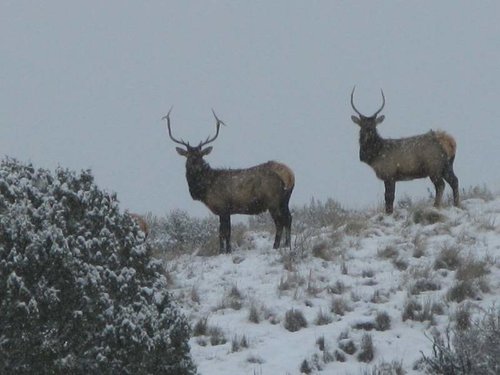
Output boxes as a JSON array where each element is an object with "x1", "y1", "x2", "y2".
[
  {"x1": 351, "y1": 115, "x2": 361, "y2": 126},
  {"x1": 201, "y1": 146, "x2": 213, "y2": 156},
  {"x1": 176, "y1": 147, "x2": 188, "y2": 157},
  {"x1": 375, "y1": 115, "x2": 385, "y2": 125}
]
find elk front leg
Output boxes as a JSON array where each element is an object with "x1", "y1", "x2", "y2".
[
  {"x1": 219, "y1": 215, "x2": 232, "y2": 253},
  {"x1": 384, "y1": 180, "x2": 396, "y2": 214}
]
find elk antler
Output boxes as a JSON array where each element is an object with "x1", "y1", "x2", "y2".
[
  {"x1": 350, "y1": 87, "x2": 386, "y2": 118},
  {"x1": 198, "y1": 109, "x2": 226, "y2": 148},
  {"x1": 372, "y1": 89, "x2": 385, "y2": 117},
  {"x1": 162, "y1": 107, "x2": 189, "y2": 147},
  {"x1": 350, "y1": 86, "x2": 364, "y2": 117}
]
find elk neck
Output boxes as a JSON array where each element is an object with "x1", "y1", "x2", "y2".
[
  {"x1": 185, "y1": 158, "x2": 216, "y2": 201},
  {"x1": 359, "y1": 127, "x2": 385, "y2": 165}
]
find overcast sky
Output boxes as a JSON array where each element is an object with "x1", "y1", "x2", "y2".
[{"x1": 2, "y1": 1, "x2": 499, "y2": 217}]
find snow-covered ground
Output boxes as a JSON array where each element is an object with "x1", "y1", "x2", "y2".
[{"x1": 166, "y1": 195, "x2": 500, "y2": 374}]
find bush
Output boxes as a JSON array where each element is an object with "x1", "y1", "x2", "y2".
[
  {"x1": 248, "y1": 197, "x2": 349, "y2": 234},
  {"x1": 338, "y1": 339, "x2": 357, "y2": 355},
  {"x1": 283, "y1": 308, "x2": 308, "y2": 332},
  {"x1": 375, "y1": 311, "x2": 391, "y2": 331},
  {"x1": 362, "y1": 360, "x2": 405, "y2": 375},
  {"x1": 421, "y1": 308, "x2": 500, "y2": 374},
  {"x1": 358, "y1": 333, "x2": 375, "y2": 363},
  {"x1": 402, "y1": 297, "x2": 442, "y2": 324},
  {"x1": 412, "y1": 207, "x2": 446, "y2": 225},
  {"x1": 434, "y1": 244, "x2": 463, "y2": 270},
  {"x1": 314, "y1": 308, "x2": 333, "y2": 326},
  {"x1": 0, "y1": 159, "x2": 196, "y2": 375},
  {"x1": 148, "y1": 209, "x2": 218, "y2": 254}
]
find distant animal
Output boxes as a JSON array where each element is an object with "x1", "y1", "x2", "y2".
[
  {"x1": 350, "y1": 87, "x2": 459, "y2": 214},
  {"x1": 163, "y1": 109, "x2": 294, "y2": 253},
  {"x1": 129, "y1": 213, "x2": 149, "y2": 239}
]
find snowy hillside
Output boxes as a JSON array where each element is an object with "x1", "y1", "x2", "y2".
[{"x1": 164, "y1": 192, "x2": 500, "y2": 374}]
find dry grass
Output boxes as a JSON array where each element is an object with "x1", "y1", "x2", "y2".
[
  {"x1": 314, "y1": 308, "x2": 334, "y2": 326},
  {"x1": 331, "y1": 296, "x2": 352, "y2": 316},
  {"x1": 327, "y1": 280, "x2": 347, "y2": 295},
  {"x1": 460, "y1": 185, "x2": 495, "y2": 201},
  {"x1": 357, "y1": 333, "x2": 375, "y2": 363},
  {"x1": 434, "y1": 244, "x2": 463, "y2": 270},
  {"x1": 375, "y1": 311, "x2": 391, "y2": 331},
  {"x1": 411, "y1": 207, "x2": 447, "y2": 225},
  {"x1": 231, "y1": 334, "x2": 249, "y2": 352},
  {"x1": 192, "y1": 316, "x2": 208, "y2": 336},
  {"x1": 455, "y1": 257, "x2": 490, "y2": 281},
  {"x1": 378, "y1": 245, "x2": 399, "y2": 259},
  {"x1": 216, "y1": 284, "x2": 244, "y2": 311},
  {"x1": 248, "y1": 302, "x2": 261, "y2": 324},
  {"x1": 278, "y1": 271, "x2": 306, "y2": 294},
  {"x1": 338, "y1": 339, "x2": 357, "y2": 355},
  {"x1": 283, "y1": 308, "x2": 308, "y2": 332},
  {"x1": 402, "y1": 297, "x2": 443, "y2": 324}
]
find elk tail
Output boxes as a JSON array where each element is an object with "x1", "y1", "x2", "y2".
[{"x1": 267, "y1": 161, "x2": 295, "y2": 192}]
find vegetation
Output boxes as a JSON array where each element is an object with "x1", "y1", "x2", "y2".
[{"x1": 0, "y1": 159, "x2": 196, "y2": 375}]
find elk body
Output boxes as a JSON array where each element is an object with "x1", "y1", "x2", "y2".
[
  {"x1": 350, "y1": 88, "x2": 459, "y2": 214},
  {"x1": 164, "y1": 110, "x2": 294, "y2": 253}
]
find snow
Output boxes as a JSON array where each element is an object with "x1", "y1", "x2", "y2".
[{"x1": 167, "y1": 196, "x2": 500, "y2": 374}]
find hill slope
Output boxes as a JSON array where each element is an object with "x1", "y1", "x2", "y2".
[{"x1": 167, "y1": 195, "x2": 500, "y2": 374}]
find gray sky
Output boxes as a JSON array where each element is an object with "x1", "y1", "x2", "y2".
[{"x1": 2, "y1": 1, "x2": 499, "y2": 217}]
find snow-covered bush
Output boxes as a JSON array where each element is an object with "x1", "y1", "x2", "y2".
[
  {"x1": 422, "y1": 308, "x2": 500, "y2": 374},
  {"x1": 248, "y1": 197, "x2": 348, "y2": 234},
  {"x1": 0, "y1": 158, "x2": 196, "y2": 374},
  {"x1": 147, "y1": 209, "x2": 218, "y2": 254}
]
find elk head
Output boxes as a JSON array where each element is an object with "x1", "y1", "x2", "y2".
[
  {"x1": 351, "y1": 86, "x2": 385, "y2": 135},
  {"x1": 163, "y1": 109, "x2": 226, "y2": 201},
  {"x1": 163, "y1": 108, "x2": 224, "y2": 159}
]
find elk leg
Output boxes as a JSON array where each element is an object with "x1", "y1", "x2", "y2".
[
  {"x1": 431, "y1": 176, "x2": 445, "y2": 208},
  {"x1": 282, "y1": 206, "x2": 292, "y2": 248},
  {"x1": 219, "y1": 215, "x2": 231, "y2": 253},
  {"x1": 384, "y1": 180, "x2": 396, "y2": 214},
  {"x1": 443, "y1": 166, "x2": 460, "y2": 207},
  {"x1": 270, "y1": 210, "x2": 284, "y2": 249}
]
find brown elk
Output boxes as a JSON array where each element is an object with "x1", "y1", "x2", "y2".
[
  {"x1": 163, "y1": 109, "x2": 294, "y2": 253},
  {"x1": 128, "y1": 212, "x2": 149, "y2": 239},
  {"x1": 350, "y1": 87, "x2": 459, "y2": 214}
]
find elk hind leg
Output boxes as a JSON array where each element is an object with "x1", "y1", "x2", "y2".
[
  {"x1": 269, "y1": 209, "x2": 284, "y2": 249},
  {"x1": 431, "y1": 176, "x2": 445, "y2": 208},
  {"x1": 443, "y1": 164, "x2": 460, "y2": 207},
  {"x1": 282, "y1": 205, "x2": 292, "y2": 248}
]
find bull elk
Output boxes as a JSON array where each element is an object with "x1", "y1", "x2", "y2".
[
  {"x1": 350, "y1": 87, "x2": 459, "y2": 214},
  {"x1": 163, "y1": 109, "x2": 294, "y2": 253}
]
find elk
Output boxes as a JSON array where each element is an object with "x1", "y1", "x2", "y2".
[
  {"x1": 128, "y1": 212, "x2": 149, "y2": 239},
  {"x1": 350, "y1": 87, "x2": 459, "y2": 214},
  {"x1": 163, "y1": 109, "x2": 294, "y2": 253}
]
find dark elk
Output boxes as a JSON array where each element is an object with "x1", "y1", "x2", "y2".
[
  {"x1": 163, "y1": 109, "x2": 294, "y2": 253},
  {"x1": 350, "y1": 87, "x2": 459, "y2": 214}
]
